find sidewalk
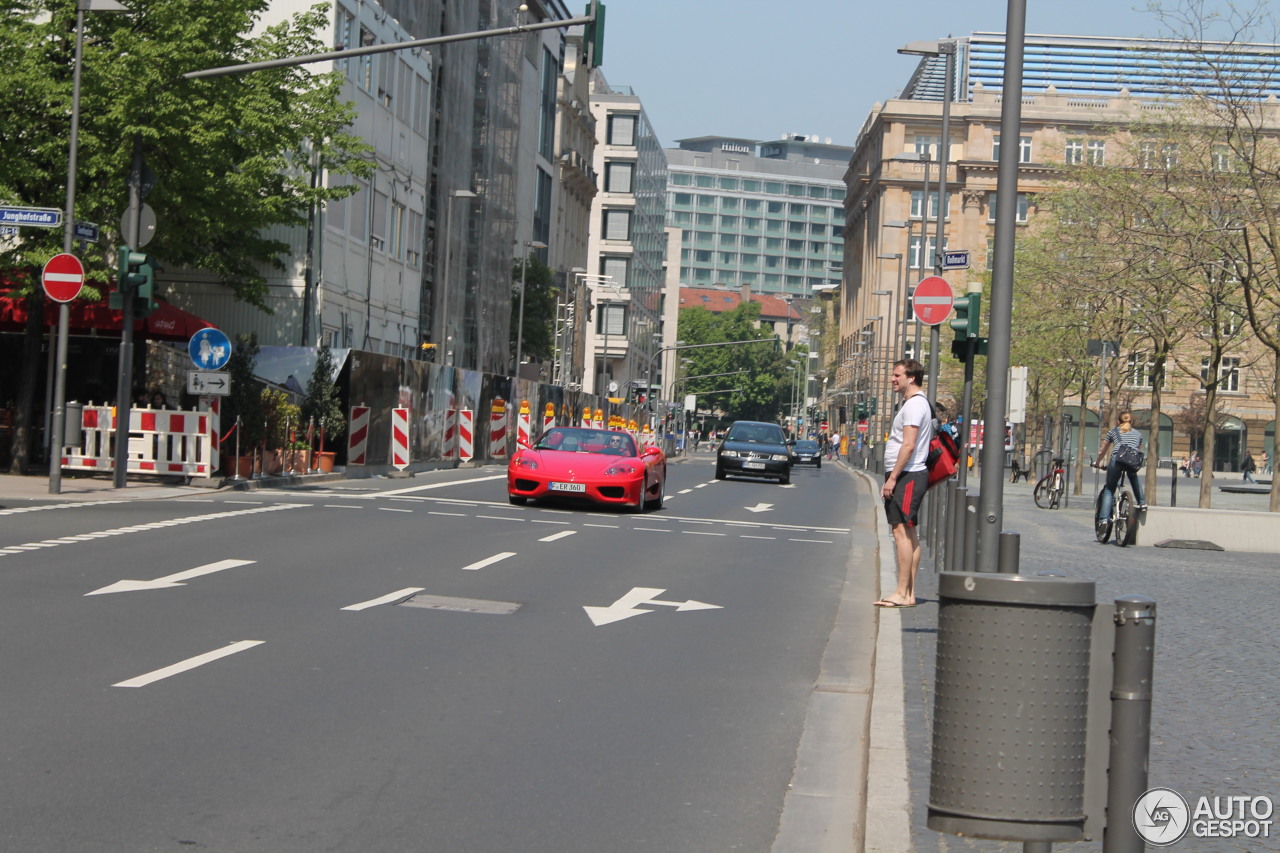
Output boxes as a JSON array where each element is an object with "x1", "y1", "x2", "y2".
[
  {"x1": 879, "y1": 472, "x2": 1280, "y2": 853},
  {"x1": 0, "y1": 469, "x2": 345, "y2": 504}
]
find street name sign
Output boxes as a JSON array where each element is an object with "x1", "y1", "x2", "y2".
[
  {"x1": 42, "y1": 253, "x2": 86, "y2": 303},
  {"x1": 1, "y1": 205, "x2": 61, "y2": 228},
  {"x1": 942, "y1": 250, "x2": 970, "y2": 270},
  {"x1": 912, "y1": 276, "x2": 955, "y2": 326},
  {"x1": 188, "y1": 370, "x2": 231, "y2": 396}
]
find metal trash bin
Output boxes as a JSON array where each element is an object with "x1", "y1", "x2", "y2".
[
  {"x1": 928, "y1": 571, "x2": 1096, "y2": 843},
  {"x1": 63, "y1": 401, "x2": 84, "y2": 449}
]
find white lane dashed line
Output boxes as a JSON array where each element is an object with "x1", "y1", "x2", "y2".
[
  {"x1": 539, "y1": 530, "x2": 576, "y2": 543},
  {"x1": 584, "y1": 523, "x2": 619, "y2": 529},
  {"x1": 113, "y1": 641, "x2": 265, "y2": 688},
  {"x1": 341, "y1": 587, "x2": 425, "y2": 611},
  {"x1": 379, "y1": 508, "x2": 414, "y2": 513},
  {"x1": 461, "y1": 552, "x2": 517, "y2": 571},
  {"x1": 740, "y1": 535, "x2": 776, "y2": 540},
  {"x1": 678, "y1": 489, "x2": 693, "y2": 494},
  {"x1": 428, "y1": 511, "x2": 465, "y2": 517},
  {"x1": 634, "y1": 527, "x2": 672, "y2": 533},
  {"x1": 789, "y1": 538, "x2": 833, "y2": 544},
  {"x1": 477, "y1": 514, "x2": 524, "y2": 522},
  {"x1": 323, "y1": 504, "x2": 364, "y2": 509},
  {"x1": 685, "y1": 531, "x2": 727, "y2": 537}
]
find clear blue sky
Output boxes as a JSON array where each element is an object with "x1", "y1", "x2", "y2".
[{"x1": 599, "y1": 0, "x2": 1175, "y2": 148}]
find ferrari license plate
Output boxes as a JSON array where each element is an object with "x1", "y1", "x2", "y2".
[
  {"x1": 549, "y1": 481, "x2": 586, "y2": 493},
  {"x1": 743, "y1": 462, "x2": 766, "y2": 470}
]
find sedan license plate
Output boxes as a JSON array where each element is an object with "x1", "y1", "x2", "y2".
[
  {"x1": 743, "y1": 461, "x2": 766, "y2": 470},
  {"x1": 549, "y1": 481, "x2": 586, "y2": 493}
]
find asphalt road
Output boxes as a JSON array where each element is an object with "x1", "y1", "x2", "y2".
[{"x1": 0, "y1": 456, "x2": 870, "y2": 852}]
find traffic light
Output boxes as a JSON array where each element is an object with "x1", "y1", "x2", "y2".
[
  {"x1": 112, "y1": 247, "x2": 158, "y2": 315},
  {"x1": 583, "y1": 1, "x2": 606, "y2": 68},
  {"x1": 950, "y1": 293, "x2": 981, "y2": 339}
]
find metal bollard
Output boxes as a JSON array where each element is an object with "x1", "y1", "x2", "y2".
[
  {"x1": 1103, "y1": 595, "x2": 1157, "y2": 853},
  {"x1": 997, "y1": 531, "x2": 1020, "y2": 574},
  {"x1": 948, "y1": 486, "x2": 967, "y2": 574},
  {"x1": 963, "y1": 493, "x2": 980, "y2": 574}
]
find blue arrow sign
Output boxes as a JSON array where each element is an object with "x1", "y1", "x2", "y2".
[
  {"x1": 0, "y1": 206, "x2": 61, "y2": 228},
  {"x1": 188, "y1": 327, "x2": 233, "y2": 371}
]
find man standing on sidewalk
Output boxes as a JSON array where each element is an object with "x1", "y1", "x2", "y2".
[{"x1": 876, "y1": 358, "x2": 933, "y2": 609}]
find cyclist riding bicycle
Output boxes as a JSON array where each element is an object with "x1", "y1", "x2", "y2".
[{"x1": 1095, "y1": 410, "x2": 1147, "y2": 524}]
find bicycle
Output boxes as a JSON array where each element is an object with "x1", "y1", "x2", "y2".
[
  {"x1": 1093, "y1": 467, "x2": 1138, "y2": 547},
  {"x1": 1033, "y1": 457, "x2": 1067, "y2": 509}
]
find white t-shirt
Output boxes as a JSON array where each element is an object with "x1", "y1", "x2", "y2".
[{"x1": 884, "y1": 392, "x2": 933, "y2": 473}]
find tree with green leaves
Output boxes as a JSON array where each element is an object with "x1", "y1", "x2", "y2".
[
  {"x1": 510, "y1": 253, "x2": 557, "y2": 370},
  {"x1": 677, "y1": 301, "x2": 798, "y2": 424},
  {"x1": 300, "y1": 342, "x2": 345, "y2": 443},
  {"x1": 2, "y1": 0, "x2": 372, "y2": 471}
]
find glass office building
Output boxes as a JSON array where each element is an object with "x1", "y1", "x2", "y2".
[{"x1": 666, "y1": 135, "x2": 853, "y2": 298}]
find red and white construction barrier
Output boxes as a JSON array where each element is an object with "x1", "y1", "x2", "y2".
[
  {"x1": 543, "y1": 403, "x2": 556, "y2": 433},
  {"x1": 201, "y1": 396, "x2": 221, "y2": 473},
  {"x1": 444, "y1": 408, "x2": 457, "y2": 458},
  {"x1": 517, "y1": 400, "x2": 532, "y2": 448},
  {"x1": 390, "y1": 407, "x2": 410, "y2": 470},
  {"x1": 581, "y1": 406, "x2": 591, "y2": 429},
  {"x1": 62, "y1": 406, "x2": 212, "y2": 477},
  {"x1": 457, "y1": 408, "x2": 474, "y2": 462},
  {"x1": 348, "y1": 406, "x2": 370, "y2": 465},
  {"x1": 489, "y1": 398, "x2": 508, "y2": 458}
]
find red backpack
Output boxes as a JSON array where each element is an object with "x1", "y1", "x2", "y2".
[{"x1": 925, "y1": 402, "x2": 959, "y2": 489}]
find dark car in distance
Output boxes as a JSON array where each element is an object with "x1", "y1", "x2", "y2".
[
  {"x1": 790, "y1": 439, "x2": 822, "y2": 468},
  {"x1": 715, "y1": 420, "x2": 793, "y2": 484}
]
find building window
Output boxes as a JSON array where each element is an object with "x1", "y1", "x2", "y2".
[
  {"x1": 370, "y1": 189, "x2": 388, "y2": 251},
  {"x1": 605, "y1": 161, "x2": 633, "y2": 193},
  {"x1": 910, "y1": 191, "x2": 940, "y2": 220},
  {"x1": 335, "y1": 9, "x2": 354, "y2": 75},
  {"x1": 1127, "y1": 352, "x2": 1154, "y2": 388},
  {"x1": 1087, "y1": 140, "x2": 1105, "y2": 165},
  {"x1": 1202, "y1": 357, "x2": 1240, "y2": 392},
  {"x1": 601, "y1": 256, "x2": 629, "y2": 289},
  {"x1": 602, "y1": 208, "x2": 631, "y2": 241},
  {"x1": 406, "y1": 210, "x2": 422, "y2": 267},
  {"x1": 598, "y1": 302, "x2": 626, "y2": 336},
  {"x1": 1065, "y1": 139, "x2": 1084, "y2": 165},
  {"x1": 349, "y1": 179, "x2": 368, "y2": 241},
  {"x1": 718, "y1": 176, "x2": 739, "y2": 191},
  {"x1": 993, "y1": 135, "x2": 1032, "y2": 163},
  {"x1": 607, "y1": 113, "x2": 636, "y2": 146},
  {"x1": 359, "y1": 27, "x2": 375, "y2": 92},
  {"x1": 1212, "y1": 145, "x2": 1236, "y2": 172},
  {"x1": 389, "y1": 201, "x2": 405, "y2": 259},
  {"x1": 670, "y1": 173, "x2": 691, "y2": 186},
  {"x1": 988, "y1": 193, "x2": 1030, "y2": 224},
  {"x1": 914, "y1": 135, "x2": 938, "y2": 159}
]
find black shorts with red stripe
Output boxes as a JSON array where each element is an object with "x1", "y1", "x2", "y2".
[{"x1": 884, "y1": 469, "x2": 928, "y2": 527}]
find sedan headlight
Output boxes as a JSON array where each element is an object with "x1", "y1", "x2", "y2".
[
  {"x1": 604, "y1": 464, "x2": 637, "y2": 476},
  {"x1": 719, "y1": 449, "x2": 737, "y2": 458},
  {"x1": 771, "y1": 454, "x2": 789, "y2": 461}
]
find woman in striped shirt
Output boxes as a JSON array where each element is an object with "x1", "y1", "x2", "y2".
[{"x1": 1096, "y1": 411, "x2": 1147, "y2": 522}]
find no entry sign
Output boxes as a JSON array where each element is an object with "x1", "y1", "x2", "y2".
[
  {"x1": 42, "y1": 253, "x2": 85, "y2": 303},
  {"x1": 912, "y1": 276, "x2": 954, "y2": 326}
]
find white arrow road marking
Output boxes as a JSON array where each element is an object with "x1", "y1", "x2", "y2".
[
  {"x1": 86, "y1": 559, "x2": 256, "y2": 596},
  {"x1": 745, "y1": 502, "x2": 774, "y2": 513},
  {"x1": 461, "y1": 552, "x2": 517, "y2": 571},
  {"x1": 113, "y1": 640, "x2": 264, "y2": 688},
  {"x1": 583, "y1": 587, "x2": 722, "y2": 627},
  {"x1": 342, "y1": 587, "x2": 425, "y2": 611}
]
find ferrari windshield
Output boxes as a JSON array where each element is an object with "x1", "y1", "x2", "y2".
[{"x1": 534, "y1": 428, "x2": 636, "y2": 456}]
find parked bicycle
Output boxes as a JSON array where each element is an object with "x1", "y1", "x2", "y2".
[{"x1": 1033, "y1": 456, "x2": 1067, "y2": 509}]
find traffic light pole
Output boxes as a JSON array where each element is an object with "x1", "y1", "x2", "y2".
[{"x1": 113, "y1": 134, "x2": 143, "y2": 489}]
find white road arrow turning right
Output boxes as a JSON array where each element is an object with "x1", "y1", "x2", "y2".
[
  {"x1": 86, "y1": 559, "x2": 255, "y2": 595},
  {"x1": 744, "y1": 502, "x2": 774, "y2": 513}
]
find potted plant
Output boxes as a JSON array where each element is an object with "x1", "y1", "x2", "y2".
[
  {"x1": 301, "y1": 343, "x2": 345, "y2": 472},
  {"x1": 261, "y1": 388, "x2": 302, "y2": 474}
]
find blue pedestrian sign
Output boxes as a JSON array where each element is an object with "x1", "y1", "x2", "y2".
[{"x1": 188, "y1": 327, "x2": 232, "y2": 371}]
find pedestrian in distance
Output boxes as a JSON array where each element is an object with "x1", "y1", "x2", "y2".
[
  {"x1": 1192, "y1": 452, "x2": 1202, "y2": 478},
  {"x1": 1095, "y1": 411, "x2": 1147, "y2": 522},
  {"x1": 1180, "y1": 454, "x2": 1191, "y2": 477},
  {"x1": 875, "y1": 358, "x2": 933, "y2": 609},
  {"x1": 1243, "y1": 450, "x2": 1257, "y2": 484},
  {"x1": 1264, "y1": 449, "x2": 1272, "y2": 475}
]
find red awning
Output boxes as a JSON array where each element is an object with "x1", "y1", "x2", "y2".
[{"x1": 0, "y1": 293, "x2": 215, "y2": 342}]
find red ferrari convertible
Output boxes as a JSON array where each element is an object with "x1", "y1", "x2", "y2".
[{"x1": 507, "y1": 427, "x2": 667, "y2": 512}]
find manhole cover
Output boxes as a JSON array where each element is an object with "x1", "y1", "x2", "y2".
[{"x1": 399, "y1": 594, "x2": 522, "y2": 615}]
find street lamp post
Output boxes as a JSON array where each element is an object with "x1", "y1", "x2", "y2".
[
  {"x1": 513, "y1": 239, "x2": 547, "y2": 376},
  {"x1": 438, "y1": 189, "x2": 477, "y2": 366},
  {"x1": 50, "y1": 0, "x2": 129, "y2": 495},
  {"x1": 898, "y1": 38, "x2": 956, "y2": 403}
]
